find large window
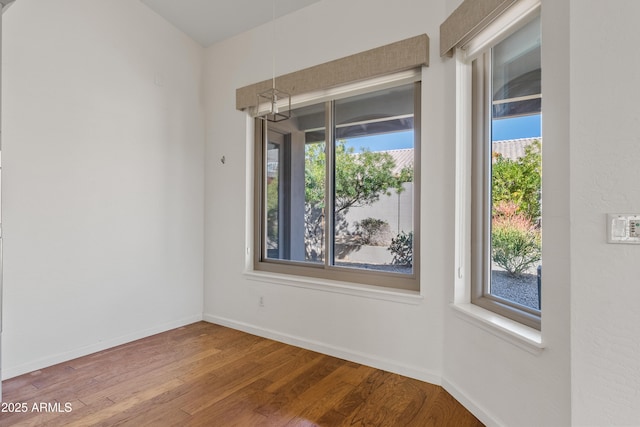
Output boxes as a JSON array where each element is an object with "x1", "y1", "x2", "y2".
[
  {"x1": 254, "y1": 81, "x2": 420, "y2": 291},
  {"x1": 461, "y1": 11, "x2": 542, "y2": 329}
]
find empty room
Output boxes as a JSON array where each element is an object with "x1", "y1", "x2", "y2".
[{"x1": 0, "y1": 0, "x2": 639, "y2": 426}]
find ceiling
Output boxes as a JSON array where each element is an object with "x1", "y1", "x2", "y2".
[{"x1": 140, "y1": 0, "x2": 323, "y2": 47}]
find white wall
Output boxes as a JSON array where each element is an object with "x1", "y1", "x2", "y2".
[
  {"x1": 204, "y1": 0, "x2": 447, "y2": 383},
  {"x1": 1, "y1": 0, "x2": 204, "y2": 378},
  {"x1": 439, "y1": 1, "x2": 571, "y2": 426},
  {"x1": 203, "y1": 1, "x2": 572, "y2": 426},
  {"x1": 2, "y1": 0, "x2": 637, "y2": 425},
  {"x1": 570, "y1": 1, "x2": 640, "y2": 425}
]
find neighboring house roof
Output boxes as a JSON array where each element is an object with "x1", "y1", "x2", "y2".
[
  {"x1": 492, "y1": 137, "x2": 540, "y2": 161},
  {"x1": 266, "y1": 138, "x2": 540, "y2": 180},
  {"x1": 381, "y1": 139, "x2": 540, "y2": 173},
  {"x1": 384, "y1": 148, "x2": 414, "y2": 175}
]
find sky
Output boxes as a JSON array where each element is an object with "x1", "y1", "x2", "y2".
[
  {"x1": 492, "y1": 114, "x2": 541, "y2": 141},
  {"x1": 345, "y1": 131, "x2": 414, "y2": 152},
  {"x1": 343, "y1": 114, "x2": 542, "y2": 153}
]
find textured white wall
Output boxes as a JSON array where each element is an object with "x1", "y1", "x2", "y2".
[
  {"x1": 203, "y1": 0, "x2": 447, "y2": 384},
  {"x1": 203, "y1": 0, "x2": 571, "y2": 426},
  {"x1": 1, "y1": 0, "x2": 205, "y2": 378},
  {"x1": 440, "y1": 1, "x2": 571, "y2": 426},
  {"x1": 570, "y1": 1, "x2": 640, "y2": 424},
  {"x1": 3, "y1": 0, "x2": 636, "y2": 424}
]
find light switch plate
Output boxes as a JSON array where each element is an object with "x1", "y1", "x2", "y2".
[{"x1": 607, "y1": 214, "x2": 640, "y2": 244}]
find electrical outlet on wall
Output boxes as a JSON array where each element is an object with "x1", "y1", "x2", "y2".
[{"x1": 259, "y1": 296, "x2": 265, "y2": 307}]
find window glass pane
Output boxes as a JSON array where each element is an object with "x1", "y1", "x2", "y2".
[
  {"x1": 489, "y1": 18, "x2": 542, "y2": 311},
  {"x1": 264, "y1": 102, "x2": 326, "y2": 264},
  {"x1": 492, "y1": 16, "x2": 541, "y2": 119},
  {"x1": 332, "y1": 83, "x2": 415, "y2": 274},
  {"x1": 304, "y1": 139, "x2": 325, "y2": 263}
]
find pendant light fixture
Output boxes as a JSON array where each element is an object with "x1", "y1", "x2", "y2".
[{"x1": 255, "y1": 0, "x2": 290, "y2": 122}]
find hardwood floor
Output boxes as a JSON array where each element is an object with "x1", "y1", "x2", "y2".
[{"x1": 1, "y1": 322, "x2": 483, "y2": 426}]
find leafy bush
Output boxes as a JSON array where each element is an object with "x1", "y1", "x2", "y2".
[
  {"x1": 491, "y1": 202, "x2": 541, "y2": 276},
  {"x1": 492, "y1": 140, "x2": 541, "y2": 221},
  {"x1": 388, "y1": 231, "x2": 413, "y2": 266},
  {"x1": 355, "y1": 218, "x2": 389, "y2": 245}
]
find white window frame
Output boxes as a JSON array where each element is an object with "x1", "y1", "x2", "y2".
[{"x1": 454, "y1": 0, "x2": 543, "y2": 333}]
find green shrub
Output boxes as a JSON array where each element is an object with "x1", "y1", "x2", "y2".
[
  {"x1": 388, "y1": 231, "x2": 413, "y2": 266},
  {"x1": 492, "y1": 140, "x2": 541, "y2": 221},
  {"x1": 491, "y1": 202, "x2": 541, "y2": 276},
  {"x1": 355, "y1": 218, "x2": 389, "y2": 245}
]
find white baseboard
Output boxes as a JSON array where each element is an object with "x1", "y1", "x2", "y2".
[
  {"x1": 442, "y1": 377, "x2": 503, "y2": 427},
  {"x1": 203, "y1": 313, "x2": 441, "y2": 385},
  {"x1": 2, "y1": 314, "x2": 203, "y2": 380}
]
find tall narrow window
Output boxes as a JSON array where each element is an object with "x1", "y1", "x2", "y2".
[
  {"x1": 255, "y1": 80, "x2": 420, "y2": 291},
  {"x1": 467, "y1": 14, "x2": 542, "y2": 328}
]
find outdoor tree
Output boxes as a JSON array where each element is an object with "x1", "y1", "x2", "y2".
[
  {"x1": 305, "y1": 141, "x2": 410, "y2": 212},
  {"x1": 303, "y1": 140, "x2": 412, "y2": 260}
]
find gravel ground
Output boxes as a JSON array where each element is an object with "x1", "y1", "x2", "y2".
[
  {"x1": 335, "y1": 261, "x2": 540, "y2": 310},
  {"x1": 491, "y1": 269, "x2": 540, "y2": 310}
]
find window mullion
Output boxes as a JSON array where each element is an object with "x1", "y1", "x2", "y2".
[
  {"x1": 258, "y1": 120, "x2": 268, "y2": 263},
  {"x1": 412, "y1": 81, "x2": 421, "y2": 280},
  {"x1": 324, "y1": 100, "x2": 335, "y2": 268}
]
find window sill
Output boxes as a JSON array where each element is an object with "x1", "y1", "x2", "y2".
[
  {"x1": 244, "y1": 270, "x2": 424, "y2": 305},
  {"x1": 451, "y1": 303, "x2": 544, "y2": 354}
]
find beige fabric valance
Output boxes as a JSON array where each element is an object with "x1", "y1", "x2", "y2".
[
  {"x1": 236, "y1": 34, "x2": 429, "y2": 111},
  {"x1": 440, "y1": 0, "x2": 517, "y2": 57}
]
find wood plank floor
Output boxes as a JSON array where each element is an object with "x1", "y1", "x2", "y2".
[{"x1": 1, "y1": 322, "x2": 483, "y2": 426}]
